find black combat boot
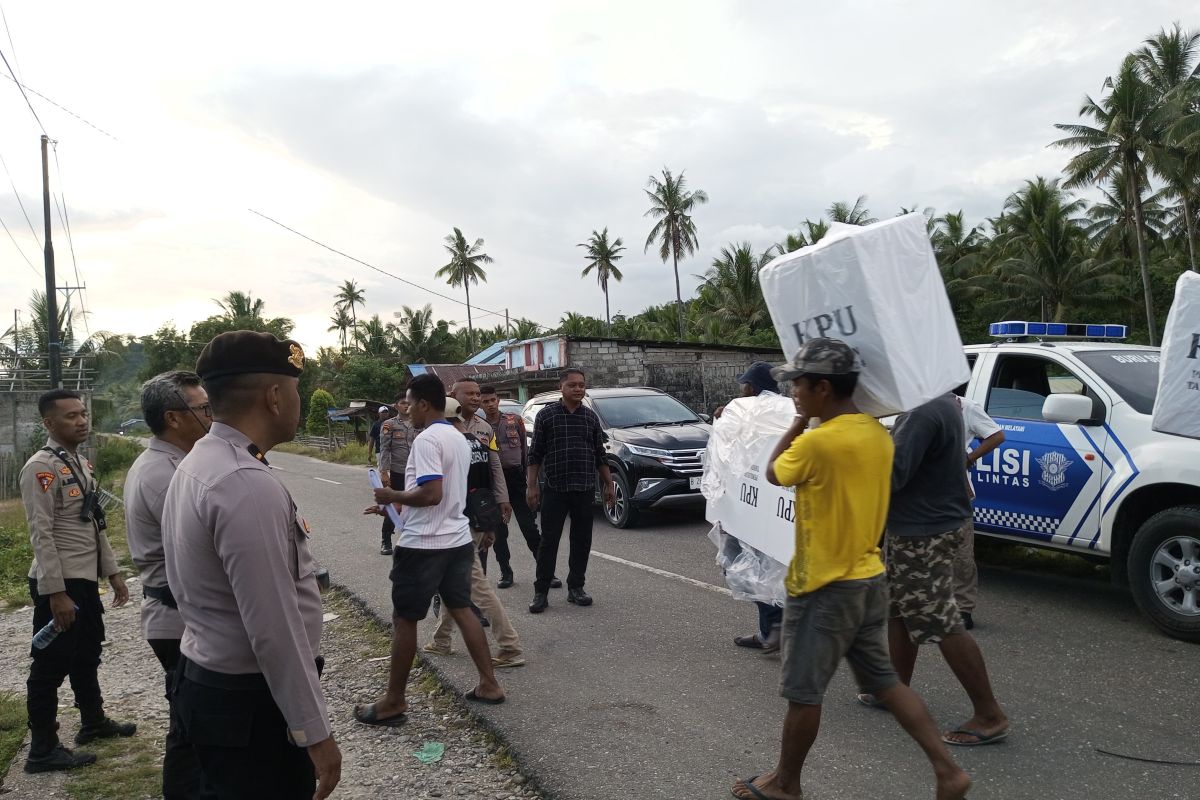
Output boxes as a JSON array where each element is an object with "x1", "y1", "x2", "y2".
[
  {"x1": 24, "y1": 727, "x2": 96, "y2": 773},
  {"x1": 76, "y1": 705, "x2": 137, "y2": 745}
]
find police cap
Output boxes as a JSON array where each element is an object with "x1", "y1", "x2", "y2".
[{"x1": 196, "y1": 331, "x2": 306, "y2": 381}]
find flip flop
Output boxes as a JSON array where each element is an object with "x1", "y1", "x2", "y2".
[
  {"x1": 353, "y1": 702, "x2": 407, "y2": 728},
  {"x1": 856, "y1": 693, "x2": 886, "y2": 709},
  {"x1": 730, "y1": 775, "x2": 772, "y2": 800},
  {"x1": 465, "y1": 689, "x2": 505, "y2": 705},
  {"x1": 943, "y1": 727, "x2": 1009, "y2": 747}
]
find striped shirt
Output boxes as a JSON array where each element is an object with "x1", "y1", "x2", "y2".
[{"x1": 397, "y1": 420, "x2": 472, "y2": 550}]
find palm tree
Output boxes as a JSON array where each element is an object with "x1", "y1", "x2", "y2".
[
  {"x1": 827, "y1": 196, "x2": 877, "y2": 225},
  {"x1": 644, "y1": 168, "x2": 709, "y2": 340},
  {"x1": 695, "y1": 243, "x2": 772, "y2": 332},
  {"x1": 1053, "y1": 55, "x2": 1166, "y2": 343},
  {"x1": 931, "y1": 211, "x2": 988, "y2": 310},
  {"x1": 436, "y1": 227, "x2": 492, "y2": 352},
  {"x1": 215, "y1": 290, "x2": 265, "y2": 321},
  {"x1": 334, "y1": 280, "x2": 366, "y2": 342},
  {"x1": 327, "y1": 308, "x2": 353, "y2": 351},
  {"x1": 578, "y1": 228, "x2": 627, "y2": 333},
  {"x1": 394, "y1": 304, "x2": 459, "y2": 364},
  {"x1": 510, "y1": 318, "x2": 542, "y2": 340},
  {"x1": 1137, "y1": 23, "x2": 1200, "y2": 271},
  {"x1": 353, "y1": 314, "x2": 394, "y2": 357},
  {"x1": 558, "y1": 312, "x2": 605, "y2": 337},
  {"x1": 770, "y1": 219, "x2": 831, "y2": 256}
]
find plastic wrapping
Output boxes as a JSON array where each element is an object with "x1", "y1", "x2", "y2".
[
  {"x1": 758, "y1": 213, "x2": 970, "y2": 417},
  {"x1": 708, "y1": 524, "x2": 786, "y2": 606},
  {"x1": 1153, "y1": 271, "x2": 1200, "y2": 439},
  {"x1": 700, "y1": 393, "x2": 796, "y2": 501}
]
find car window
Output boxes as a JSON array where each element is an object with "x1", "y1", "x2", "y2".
[
  {"x1": 986, "y1": 355, "x2": 1103, "y2": 421},
  {"x1": 1073, "y1": 350, "x2": 1160, "y2": 414},
  {"x1": 589, "y1": 394, "x2": 700, "y2": 428}
]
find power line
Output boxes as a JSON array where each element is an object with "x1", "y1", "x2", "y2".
[
  {"x1": 0, "y1": 3, "x2": 21, "y2": 84},
  {"x1": 0, "y1": 45, "x2": 46, "y2": 136},
  {"x1": 0, "y1": 147, "x2": 40, "y2": 246},
  {"x1": 0, "y1": 71, "x2": 117, "y2": 141},
  {"x1": 248, "y1": 209, "x2": 554, "y2": 334},
  {"x1": 1, "y1": 211, "x2": 38, "y2": 275},
  {"x1": 50, "y1": 141, "x2": 88, "y2": 339}
]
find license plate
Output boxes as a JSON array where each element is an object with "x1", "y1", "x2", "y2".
[{"x1": 689, "y1": 476, "x2": 702, "y2": 490}]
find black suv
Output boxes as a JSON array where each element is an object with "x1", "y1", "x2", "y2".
[{"x1": 523, "y1": 387, "x2": 711, "y2": 528}]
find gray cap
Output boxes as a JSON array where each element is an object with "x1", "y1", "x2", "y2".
[{"x1": 771, "y1": 337, "x2": 862, "y2": 381}]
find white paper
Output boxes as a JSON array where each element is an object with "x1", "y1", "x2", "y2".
[
  {"x1": 368, "y1": 468, "x2": 405, "y2": 527},
  {"x1": 1153, "y1": 271, "x2": 1200, "y2": 438},
  {"x1": 759, "y1": 213, "x2": 970, "y2": 417}
]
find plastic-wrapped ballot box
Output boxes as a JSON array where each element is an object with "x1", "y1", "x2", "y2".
[
  {"x1": 758, "y1": 213, "x2": 970, "y2": 417},
  {"x1": 1153, "y1": 271, "x2": 1200, "y2": 439}
]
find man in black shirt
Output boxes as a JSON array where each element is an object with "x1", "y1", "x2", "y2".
[{"x1": 526, "y1": 369, "x2": 616, "y2": 613}]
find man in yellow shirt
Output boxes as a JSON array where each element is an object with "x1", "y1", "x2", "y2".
[{"x1": 731, "y1": 338, "x2": 969, "y2": 800}]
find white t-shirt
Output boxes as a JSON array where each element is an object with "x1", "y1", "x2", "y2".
[
  {"x1": 397, "y1": 420, "x2": 472, "y2": 550},
  {"x1": 960, "y1": 396, "x2": 1001, "y2": 449}
]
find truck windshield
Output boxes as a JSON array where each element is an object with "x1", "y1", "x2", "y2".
[
  {"x1": 1075, "y1": 350, "x2": 1160, "y2": 414},
  {"x1": 591, "y1": 395, "x2": 700, "y2": 428}
]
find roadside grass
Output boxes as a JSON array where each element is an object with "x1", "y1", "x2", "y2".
[
  {"x1": 976, "y1": 537, "x2": 1111, "y2": 581},
  {"x1": 64, "y1": 723, "x2": 161, "y2": 800},
  {"x1": 0, "y1": 691, "x2": 27, "y2": 785},
  {"x1": 275, "y1": 441, "x2": 372, "y2": 466}
]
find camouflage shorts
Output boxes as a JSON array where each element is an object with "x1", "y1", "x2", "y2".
[{"x1": 885, "y1": 525, "x2": 967, "y2": 645}]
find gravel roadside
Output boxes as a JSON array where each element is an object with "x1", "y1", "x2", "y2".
[{"x1": 0, "y1": 581, "x2": 545, "y2": 800}]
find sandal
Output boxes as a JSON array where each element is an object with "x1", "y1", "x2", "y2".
[{"x1": 353, "y1": 702, "x2": 407, "y2": 727}]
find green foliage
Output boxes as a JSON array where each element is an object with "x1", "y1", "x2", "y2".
[
  {"x1": 307, "y1": 388, "x2": 337, "y2": 434},
  {"x1": 93, "y1": 436, "x2": 143, "y2": 482},
  {"x1": 0, "y1": 690, "x2": 26, "y2": 782},
  {"x1": 0, "y1": 501, "x2": 34, "y2": 606},
  {"x1": 337, "y1": 355, "x2": 405, "y2": 404}
]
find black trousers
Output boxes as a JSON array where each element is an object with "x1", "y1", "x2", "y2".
[
  {"x1": 148, "y1": 640, "x2": 217, "y2": 800},
  {"x1": 495, "y1": 467, "x2": 541, "y2": 577},
  {"x1": 380, "y1": 470, "x2": 404, "y2": 546},
  {"x1": 27, "y1": 578, "x2": 104, "y2": 741},
  {"x1": 535, "y1": 488, "x2": 594, "y2": 593},
  {"x1": 173, "y1": 658, "x2": 315, "y2": 800}
]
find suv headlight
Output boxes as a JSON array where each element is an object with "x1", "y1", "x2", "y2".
[{"x1": 625, "y1": 444, "x2": 673, "y2": 460}]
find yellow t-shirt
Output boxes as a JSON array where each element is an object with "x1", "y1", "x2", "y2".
[{"x1": 772, "y1": 413, "x2": 892, "y2": 596}]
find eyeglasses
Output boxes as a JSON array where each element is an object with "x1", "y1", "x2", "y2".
[{"x1": 175, "y1": 403, "x2": 212, "y2": 418}]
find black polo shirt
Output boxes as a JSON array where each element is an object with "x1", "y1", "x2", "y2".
[{"x1": 528, "y1": 400, "x2": 607, "y2": 492}]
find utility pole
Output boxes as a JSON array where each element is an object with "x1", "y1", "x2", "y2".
[
  {"x1": 505, "y1": 308, "x2": 511, "y2": 337},
  {"x1": 41, "y1": 135, "x2": 61, "y2": 389}
]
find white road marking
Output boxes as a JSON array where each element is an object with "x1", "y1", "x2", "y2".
[
  {"x1": 590, "y1": 551, "x2": 732, "y2": 598},
  {"x1": 313, "y1": 477, "x2": 341, "y2": 485}
]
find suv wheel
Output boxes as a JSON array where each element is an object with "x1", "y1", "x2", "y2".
[
  {"x1": 603, "y1": 470, "x2": 639, "y2": 529},
  {"x1": 1128, "y1": 506, "x2": 1200, "y2": 643}
]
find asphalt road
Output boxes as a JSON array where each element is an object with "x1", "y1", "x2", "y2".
[{"x1": 268, "y1": 449, "x2": 1198, "y2": 800}]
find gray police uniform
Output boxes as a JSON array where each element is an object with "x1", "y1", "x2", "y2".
[
  {"x1": 488, "y1": 412, "x2": 540, "y2": 578},
  {"x1": 124, "y1": 436, "x2": 211, "y2": 799},
  {"x1": 21, "y1": 438, "x2": 120, "y2": 752},
  {"x1": 378, "y1": 414, "x2": 416, "y2": 548},
  {"x1": 163, "y1": 422, "x2": 328, "y2": 798}
]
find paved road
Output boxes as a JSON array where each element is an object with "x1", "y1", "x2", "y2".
[{"x1": 268, "y1": 449, "x2": 1198, "y2": 800}]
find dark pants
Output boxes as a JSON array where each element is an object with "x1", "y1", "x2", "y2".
[
  {"x1": 535, "y1": 488, "x2": 594, "y2": 593},
  {"x1": 495, "y1": 467, "x2": 541, "y2": 577},
  {"x1": 27, "y1": 578, "x2": 104, "y2": 749},
  {"x1": 174, "y1": 658, "x2": 315, "y2": 800},
  {"x1": 380, "y1": 470, "x2": 404, "y2": 547},
  {"x1": 757, "y1": 601, "x2": 783, "y2": 640},
  {"x1": 149, "y1": 640, "x2": 216, "y2": 800}
]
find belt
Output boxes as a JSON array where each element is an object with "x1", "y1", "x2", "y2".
[
  {"x1": 181, "y1": 655, "x2": 325, "y2": 691},
  {"x1": 142, "y1": 584, "x2": 178, "y2": 609}
]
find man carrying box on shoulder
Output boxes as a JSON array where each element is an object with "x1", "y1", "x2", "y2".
[{"x1": 730, "y1": 338, "x2": 969, "y2": 800}]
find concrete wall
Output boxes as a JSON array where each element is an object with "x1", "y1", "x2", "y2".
[
  {"x1": 0, "y1": 391, "x2": 47, "y2": 456},
  {"x1": 566, "y1": 341, "x2": 781, "y2": 414}
]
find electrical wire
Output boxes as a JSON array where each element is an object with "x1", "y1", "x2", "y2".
[
  {"x1": 1, "y1": 211, "x2": 38, "y2": 275},
  {"x1": 0, "y1": 45, "x2": 46, "y2": 136},
  {"x1": 0, "y1": 3, "x2": 21, "y2": 84},
  {"x1": 0, "y1": 72, "x2": 117, "y2": 141},
  {"x1": 50, "y1": 141, "x2": 88, "y2": 339},
  {"x1": 0, "y1": 147, "x2": 40, "y2": 246},
  {"x1": 248, "y1": 209, "x2": 553, "y2": 334}
]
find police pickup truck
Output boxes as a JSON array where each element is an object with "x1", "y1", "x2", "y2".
[{"x1": 963, "y1": 321, "x2": 1199, "y2": 642}]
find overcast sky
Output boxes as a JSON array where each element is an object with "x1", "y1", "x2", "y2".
[{"x1": 0, "y1": 1, "x2": 1189, "y2": 354}]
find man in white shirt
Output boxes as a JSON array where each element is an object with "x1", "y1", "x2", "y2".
[
  {"x1": 354, "y1": 374, "x2": 505, "y2": 727},
  {"x1": 957, "y1": 393, "x2": 1005, "y2": 630}
]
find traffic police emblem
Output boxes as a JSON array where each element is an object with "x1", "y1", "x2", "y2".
[{"x1": 1037, "y1": 451, "x2": 1073, "y2": 492}]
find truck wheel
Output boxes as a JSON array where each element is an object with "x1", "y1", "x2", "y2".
[
  {"x1": 603, "y1": 470, "x2": 639, "y2": 529},
  {"x1": 1128, "y1": 506, "x2": 1200, "y2": 643}
]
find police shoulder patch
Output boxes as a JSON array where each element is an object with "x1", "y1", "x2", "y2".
[
  {"x1": 68, "y1": 487, "x2": 82, "y2": 498},
  {"x1": 36, "y1": 472, "x2": 55, "y2": 492}
]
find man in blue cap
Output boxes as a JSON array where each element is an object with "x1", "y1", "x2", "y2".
[{"x1": 716, "y1": 362, "x2": 785, "y2": 654}]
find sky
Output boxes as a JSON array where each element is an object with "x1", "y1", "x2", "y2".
[{"x1": 0, "y1": 1, "x2": 1191, "y2": 354}]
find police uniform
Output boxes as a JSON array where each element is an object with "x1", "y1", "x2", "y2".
[
  {"x1": 124, "y1": 437, "x2": 212, "y2": 798},
  {"x1": 22, "y1": 437, "x2": 132, "y2": 764},
  {"x1": 487, "y1": 411, "x2": 540, "y2": 583},
  {"x1": 163, "y1": 332, "x2": 329, "y2": 799},
  {"x1": 377, "y1": 413, "x2": 416, "y2": 550}
]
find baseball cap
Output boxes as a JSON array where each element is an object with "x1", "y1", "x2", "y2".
[
  {"x1": 444, "y1": 397, "x2": 461, "y2": 419},
  {"x1": 770, "y1": 338, "x2": 862, "y2": 382},
  {"x1": 378, "y1": 405, "x2": 389, "y2": 413},
  {"x1": 736, "y1": 362, "x2": 777, "y2": 395}
]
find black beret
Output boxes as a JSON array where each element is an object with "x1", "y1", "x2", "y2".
[{"x1": 196, "y1": 331, "x2": 305, "y2": 381}]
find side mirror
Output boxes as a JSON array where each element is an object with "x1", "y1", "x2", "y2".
[
  {"x1": 1042, "y1": 394, "x2": 1096, "y2": 425},
  {"x1": 698, "y1": 413, "x2": 712, "y2": 423}
]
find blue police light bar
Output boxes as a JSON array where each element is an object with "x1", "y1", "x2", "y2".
[{"x1": 989, "y1": 321, "x2": 1127, "y2": 339}]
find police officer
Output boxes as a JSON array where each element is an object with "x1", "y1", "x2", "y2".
[
  {"x1": 479, "y1": 385, "x2": 541, "y2": 588},
  {"x1": 124, "y1": 370, "x2": 214, "y2": 799},
  {"x1": 21, "y1": 388, "x2": 135, "y2": 774},
  {"x1": 377, "y1": 395, "x2": 416, "y2": 555},
  {"x1": 162, "y1": 332, "x2": 341, "y2": 800}
]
